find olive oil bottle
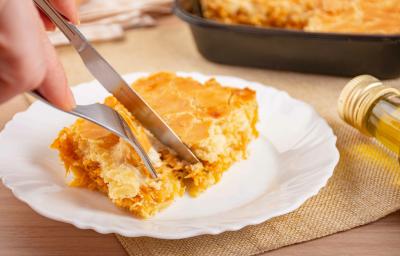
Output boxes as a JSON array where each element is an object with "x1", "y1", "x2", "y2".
[{"x1": 338, "y1": 75, "x2": 400, "y2": 154}]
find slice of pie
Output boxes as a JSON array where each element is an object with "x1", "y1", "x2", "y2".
[{"x1": 52, "y1": 72, "x2": 258, "y2": 218}]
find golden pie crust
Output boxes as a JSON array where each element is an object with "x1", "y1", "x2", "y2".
[
  {"x1": 52, "y1": 72, "x2": 259, "y2": 218},
  {"x1": 201, "y1": 0, "x2": 400, "y2": 34}
]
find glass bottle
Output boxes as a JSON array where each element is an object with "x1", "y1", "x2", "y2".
[{"x1": 338, "y1": 75, "x2": 400, "y2": 155}]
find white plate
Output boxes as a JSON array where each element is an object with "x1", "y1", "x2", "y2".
[{"x1": 0, "y1": 72, "x2": 339, "y2": 239}]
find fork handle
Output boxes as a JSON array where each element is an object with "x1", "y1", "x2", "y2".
[
  {"x1": 30, "y1": 90, "x2": 158, "y2": 178},
  {"x1": 29, "y1": 90, "x2": 72, "y2": 115},
  {"x1": 34, "y1": 0, "x2": 86, "y2": 51}
]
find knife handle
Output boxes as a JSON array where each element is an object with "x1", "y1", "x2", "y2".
[{"x1": 34, "y1": 0, "x2": 86, "y2": 51}]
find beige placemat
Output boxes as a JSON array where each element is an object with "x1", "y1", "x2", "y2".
[
  {"x1": 54, "y1": 23, "x2": 400, "y2": 256},
  {"x1": 116, "y1": 102, "x2": 400, "y2": 256}
]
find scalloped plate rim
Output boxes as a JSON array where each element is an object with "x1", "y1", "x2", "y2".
[{"x1": 0, "y1": 72, "x2": 339, "y2": 239}]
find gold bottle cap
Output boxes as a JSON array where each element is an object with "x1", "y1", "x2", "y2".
[{"x1": 338, "y1": 75, "x2": 400, "y2": 135}]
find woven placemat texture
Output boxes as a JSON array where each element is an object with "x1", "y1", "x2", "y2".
[{"x1": 116, "y1": 103, "x2": 400, "y2": 256}]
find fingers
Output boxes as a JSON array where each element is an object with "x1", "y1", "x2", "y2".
[
  {"x1": 39, "y1": 11, "x2": 56, "y2": 31},
  {"x1": 35, "y1": 1, "x2": 76, "y2": 110},
  {"x1": 37, "y1": 28, "x2": 75, "y2": 111},
  {"x1": 0, "y1": 0, "x2": 47, "y2": 102},
  {"x1": 0, "y1": 0, "x2": 75, "y2": 110},
  {"x1": 49, "y1": 0, "x2": 79, "y2": 24},
  {"x1": 37, "y1": 0, "x2": 79, "y2": 31}
]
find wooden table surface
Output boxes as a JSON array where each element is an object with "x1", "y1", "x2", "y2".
[{"x1": 1, "y1": 16, "x2": 400, "y2": 256}]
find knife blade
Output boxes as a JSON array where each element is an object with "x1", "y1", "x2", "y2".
[{"x1": 34, "y1": 0, "x2": 200, "y2": 164}]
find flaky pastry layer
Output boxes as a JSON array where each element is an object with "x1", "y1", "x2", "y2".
[{"x1": 52, "y1": 72, "x2": 258, "y2": 218}]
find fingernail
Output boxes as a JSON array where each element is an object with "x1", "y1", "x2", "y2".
[{"x1": 65, "y1": 87, "x2": 76, "y2": 110}]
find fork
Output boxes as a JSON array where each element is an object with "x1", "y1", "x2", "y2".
[
  {"x1": 34, "y1": 0, "x2": 199, "y2": 170},
  {"x1": 30, "y1": 91, "x2": 158, "y2": 178}
]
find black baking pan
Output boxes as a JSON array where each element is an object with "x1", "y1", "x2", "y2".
[{"x1": 174, "y1": 0, "x2": 400, "y2": 79}]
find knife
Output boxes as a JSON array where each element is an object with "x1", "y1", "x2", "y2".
[{"x1": 34, "y1": 0, "x2": 200, "y2": 165}]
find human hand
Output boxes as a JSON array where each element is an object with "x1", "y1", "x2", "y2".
[{"x1": 0, "y1": 0, "x2": 78, "y2": 110}]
